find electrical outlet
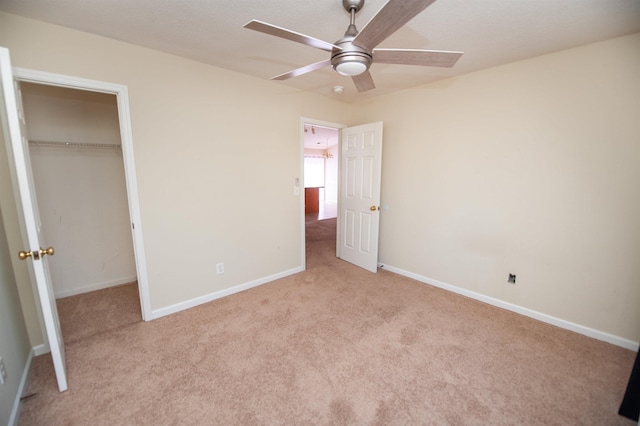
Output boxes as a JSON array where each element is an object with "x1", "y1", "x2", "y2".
[
  {"x1": 508, "y1": 273, "x2": 516, "y2": 284},
  {"x1": 0, "y1": 356, "x2": 6, "y2": 385},
  {"x1": 216, "y1": 263, "x2": 224, "y2": 275}
]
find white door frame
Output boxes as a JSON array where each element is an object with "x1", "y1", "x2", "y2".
[
  {"x1": 14, "y1": 67, "x2": 152, "y2": 321},
  {"x1": 299, "y1": 117, "x2": 345, "y2": 270}
]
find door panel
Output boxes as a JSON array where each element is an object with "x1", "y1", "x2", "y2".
[
  {"x1": 360, "y1": 212, "x2": 372, "y2": 253},
  {"x1": 338, "y1": 121, "x2": 383, "y2": 273},
  {"x1": 0, "y1": 47, "x2": 68, "y2": 392}
]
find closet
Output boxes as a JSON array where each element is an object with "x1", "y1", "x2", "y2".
[{"x1": 21, "y1": 82, "x2": 137, "y2": 299}]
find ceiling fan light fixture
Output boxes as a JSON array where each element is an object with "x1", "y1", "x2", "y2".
[
  {"x1": 335, "y1": 61, "x2": 367, "y2": 76},
  {"x1": 331, "y1": 50, "x2": 371, "y2": 76}
]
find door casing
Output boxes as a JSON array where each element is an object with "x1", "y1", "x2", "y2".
[{"x1": 13, "y1": 67, "x2": 152, "y2": 321}]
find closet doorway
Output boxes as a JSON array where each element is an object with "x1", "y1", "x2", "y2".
[
  {"x1": 13, "y1": 68, "x2": 153, "y2": 321},
  {"x1": 21, "y1": 82, "x2": 137, "y2": 302}
]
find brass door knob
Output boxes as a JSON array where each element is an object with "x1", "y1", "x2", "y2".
[
  {"x1": 18, "y1": 250, "x2": 33, "y2": 260},
  {"x1": 370, "y1": 206, "x2": 379, "y2": 211},
  {"x1": 40, "y1": 247, "x2": 55, "y2": 256},
  {"x1": 18, "y1": 247, "x2": 53, "y2": 260}
]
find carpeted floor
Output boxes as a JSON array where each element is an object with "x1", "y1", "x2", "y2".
[
  {"x1": 19, "y1": 217, "x2": 636, "y2": 424},
  {"x1": 55, "y1": 280, "x2": 142, "y2": 345}
]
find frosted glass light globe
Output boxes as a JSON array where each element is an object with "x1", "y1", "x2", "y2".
[{"x1": 335, "y1": 61, "x2": 367, "y2": 76}]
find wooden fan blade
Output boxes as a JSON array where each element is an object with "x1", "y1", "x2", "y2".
[
  {"x1": 271, "y1": 60, "x2": 332, "y2": 81},
  {"x1": 353, "y1": 0, "x2": 437, "y2": 51},
  {"x1": 352, "y1": 71, "x2": 376, "y2": 92},
  {"x1": 244, "y1": 20, "x2": 341, "y2": 52},
  {"x1": 373, "y1": 48, "x2": 463, "y2": 67}
]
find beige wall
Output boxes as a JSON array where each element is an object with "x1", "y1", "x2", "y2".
[
  {"x1": 352, "y1": 32, "x2": 640, "y2": 342},
  {"x1": 1, "y1": 11, "x2": 638, "y2": 346},
  {"x1": 0, "y1": 12, "x2": 351, "y2": 343}
]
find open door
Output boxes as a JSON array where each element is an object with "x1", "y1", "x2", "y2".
[
  {"x1": 338, "y1": 121, "x2": 383, "y2": 273},
  {"x1": 0, "y1": 47, "x2": 68, "y2": 391}
]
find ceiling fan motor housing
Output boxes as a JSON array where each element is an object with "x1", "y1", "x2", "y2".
[{"x1": 331, "y1": 23, "x2": 372, "y2": 75}]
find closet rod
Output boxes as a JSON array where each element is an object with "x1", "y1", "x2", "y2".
[{"x1": 28, "y1": 140, "x2": 121, "y2": 149}]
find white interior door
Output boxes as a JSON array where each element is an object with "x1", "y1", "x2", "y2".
[
  {"x1": 0, "y1": 47, "x2": 68, "y2": 392},
  {"x1": 338, "y1": 121, "x2": 383, "y2": 273}
]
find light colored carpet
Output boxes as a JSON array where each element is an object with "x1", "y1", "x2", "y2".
[
  {"x1": 55, "y1": 281, "x2": 141, "y2": 345},
  {"x1": 19, "y1": 218, "x2": 636, "y2": 424}
]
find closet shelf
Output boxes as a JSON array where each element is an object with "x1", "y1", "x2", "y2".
[{"x1": 29, "y1": 140, "x2": 121, "y2": 149}]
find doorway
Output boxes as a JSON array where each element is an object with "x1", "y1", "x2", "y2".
[
  {"x1": 20, "y1": 83, "x2": 137, "y2": 302},
  {"x1": 301, "y1": 118, "x2": 344, "y2": 269},
  {"x1": 300, "y1": 118, "x2": 384, "y2": 273},
  {"x1": 303, "y1": 123, "x2": 339, "y2": 221},
  {"x1": 13, "y1": 67, "x2": 151, "y2": 323}
]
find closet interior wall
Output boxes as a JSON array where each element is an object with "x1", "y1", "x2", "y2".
[{"x1": 21, "y1": 83, "x2": 137, "y2": 299}]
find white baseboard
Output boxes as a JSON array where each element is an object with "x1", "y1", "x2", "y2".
[
  {"x1": 8, "y1": 349, "x2": 34, "y2": 426},
  {"x1": 32, "y1": 344, "x2": 48, "y2": 356},
  {"x1": 55, "y1": 275, "x2": 137, "y2": 299},
  {"x1": 151, "y1": 267, "x2": 304, "y2": 320},
  {"x1": 380, "y1": 263, "x2": 639, "y2": 351}
]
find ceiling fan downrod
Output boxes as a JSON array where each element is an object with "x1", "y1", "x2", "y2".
[
  {"x1": 344, "y1": 0, "x2": 362, "y2": 24},
  {"x1": 332, "y1": 0, "x2": 372, "y2": 76}
]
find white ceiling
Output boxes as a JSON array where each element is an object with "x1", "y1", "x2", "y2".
[{"x1": 1, "y1": 0, "x2": 639, "y2": 103}]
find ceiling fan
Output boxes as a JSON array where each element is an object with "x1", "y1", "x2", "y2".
[{"x1": 244, "y1": 0, "x2": 463, "y2": 93}]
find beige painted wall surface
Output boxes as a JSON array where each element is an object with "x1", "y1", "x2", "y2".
[
  {"x1": 352, "y1": 33, "x2": 640, "y2": 342},
  {"x1": 0, "y1": 12, "x2": 351, "y2": 316}
]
